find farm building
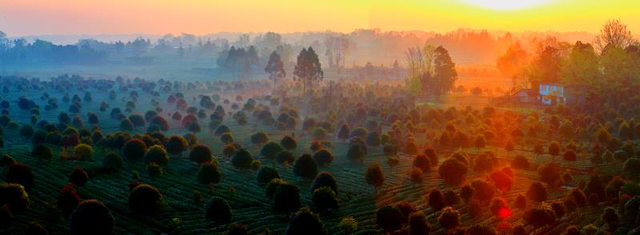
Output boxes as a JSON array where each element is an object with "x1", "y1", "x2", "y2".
[{"x1": 538, "y1": 82, "x2": 565, "y2": 105}]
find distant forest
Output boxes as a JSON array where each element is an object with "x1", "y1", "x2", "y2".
[{"x1": 0, "y1": 29, "x2": 595, "y2": 68}]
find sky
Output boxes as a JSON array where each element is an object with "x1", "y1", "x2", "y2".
[{"x1": 0, "y1": 0, "x2": 639, "y2": 36}]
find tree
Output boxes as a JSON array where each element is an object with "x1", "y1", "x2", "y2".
[
  {"x1": 338, "y1": 217, "x2": 358, "y2": 235},
  {"x1": 144, "y1": 145, "x2": 169, "y2": 166},
  {"x1": 312, "y1": 149, "x2": 333, "y2": 166},
  {"x1": 497, "y1": 43, "x2": 528, "y2": 89},
  {"x1": 6, "y1": 163, "x2": 35, "y2": 190},
  {"x1": 197, "y1": 162, "x2": 221, "y2": 185},
  {"x1": 548, "y1": 141, "x2": 560, "y2": 160},
  {"x1": 524, "y1": 207, "x2": 556, "y2": 228},
  {"x1": 311, "y1": 172, "x2": 338, "y2": 195},
  {"x1": 312, "y1": 187, "x2": 338, "y2": 212},
  {"x1": 376, "y1": 205, "x2": 404, "y2": 232},
  {"x1": 204, "y1": 197, "x2": 232, "y2": 224},
  {"x1": 32, "y1": 144, "x2": 53, "y2": 160},
  {"x1": 0, "y1": 182, "x2": 30, "y2": 213},
  {"x1": 285, "y1": 208, "x2": 326, "y2": 235},
  {"x1": 280, "y1": 135, "x2": 297, "y2": 150},
  {"x1": 408, "y1": 211, "x2": 431, "y2": 235},
  {"x1": 293, "y1": 154, "x2": 318, "y2": 180},
  {"x1": 166, "y1": 135, "x2": 188, "y2": 155},
  {"x1": 526, "y1": 181, "x2": 548, "y2": 202},
  {"x1": 293, "y1": 47, "x2": 323, "y2": 96},
  {"x1": 438, "y1": 158, "x2": 468, "y2": 185},
  {"x1": 74, "y1": 144, "x2": 94, "y2": 161},
  {"x1": 438, "y1": 207, "x2": 460, "y2": 231},
  {"x1": 69, "y1": 199, "x2": 115, "y2": 235},
  {"x1": 595, "y1": 19, "x2": 636, "y2": 51},
  {"x1": 102, "y1": 152, "x2": 123, "y2": 171},
  {"x1": 429, "y1": 189, "x2": 445, "y2": 211},
  {"x1": 272, "y1": 182, "x2": 301, "y2": 214},
  {"x1": 123, "y1": 139, "x2": 147, "y2": 161},
  {"x1": 265, "y1": 51, "x2": 286, "y2": 90},
  {"x1": 128, "y1": 184, "x2": 165, "y2": 214},
  {"x1": 365, "y1": 163, "x2": 385, "y2": 190},
  {"x1": 231, "y1": 149, "x2": 253, "y2": 170},
  {"x1": 431, "y1": 46, "x2": 458, "y2": 97},
  {"x1": 257, "y1": 166, "x2": 280, "y2": 186},
  {"x1": 260, "y1": 142, "x2": 284, "y2": 160},
  {"x1": 69, "y1": 166, "x2": 89, "y2": 187},
  {"x1": 190, "y1": 144, "x2": 213, "y2": 164},
  {"x1": 412, "y1": 154, "x2": 431, "y2": 172},
  {"x1": 560, "y1": 41, "x2": 601, "y2": 89}
]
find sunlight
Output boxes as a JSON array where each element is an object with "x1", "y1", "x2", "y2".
[{"x1": 461, "y1": 0, "x2": 554, "y2": 10}]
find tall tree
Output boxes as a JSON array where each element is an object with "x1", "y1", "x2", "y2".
[
  {"x1": 432, "y1": 46, "x2": 458, "y2": 97},
  {"x1": 596, "y1": 19, "x2": 636, "y2": 51},
  {"x1": 560, "y1": 41, "x2": 600, "y2": 88},
  {"x1": 497, "y1": 43, "x2": 528, "y2": 91},
  {"x1": 265, "y1": 51, "x2": 286, "y2": 90},
  {"x1": 293, "y1": 47, "x2": 323, "y2": 96}
]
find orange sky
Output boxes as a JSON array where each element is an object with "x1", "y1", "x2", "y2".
[{"x1": 0, "y1": 0, "x2": 639, "y2": 36}]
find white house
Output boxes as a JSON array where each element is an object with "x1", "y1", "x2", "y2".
[{"x1": 538, "y1": 83, "x2": 565, "y2": 105}]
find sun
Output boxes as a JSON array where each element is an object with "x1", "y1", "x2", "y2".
[{"x1": 461, "y1": 0, "x2": 554, "y2": 11}]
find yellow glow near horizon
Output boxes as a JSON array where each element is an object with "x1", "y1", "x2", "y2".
[
  {"x1": 461, "y1": 0, "x2": 554, "y2": 11},
  {"x1": 0, "y1": 0, "x2": 639, "y2": 36}
]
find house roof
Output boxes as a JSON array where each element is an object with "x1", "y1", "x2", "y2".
[{"x1": 513, "y1": 89, "x2": 537, "y2": 97}]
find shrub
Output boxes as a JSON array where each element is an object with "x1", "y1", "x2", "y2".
[
  {"x1": 119, "y1": 118, "x2": 134, "y2": 131},
  {"x1": 312, "y1": 187, "x2": 339, "y2": 212},
  {"x1": 396, "y1": 201, "x2": 417, "y2": 223},
  {"x1": 0, "y1": 182, "x2": 30, "y2": 213},
  {"x1": 550, "y1": 201, "x2": 565, "y2": 218},
  {"x1": 408, "y1": 211, "x2": 431, "y2": 235},
  {"x1": 57, "y1": 182, "x2": 81, "y2": 214},
  {"x1": 69, "y1": 199, "x2": 115, "y2": 235},
  {"x1": 146, "y1": 163, "x2": 163, "y2": 178},
  {"x1": 74, "y1": 144, "x2": 94, "y2": 161},
  {"x1": 294, "y1": 154, "x2": 319, "y2": 180},
  {"x1": 276, "y1": 151, "x2": 295, "y2": 165},
  {"x1": 231, "y1": 149, "x2": 253, "y2": 169},
  {"x1": 257, "y1": 166, "x2": 280, "y2": 186},
  {"x1": 365, "y1": 132, "x2": 381, "y2": 146},
  {"x1": 471, "y1": 179, "x2": 496, "y2": 202},
  {"x1": 412, "y1": 154, "x2": 431, "y2": 173},
  {"x1": 444, "y1": 190, "x2": 460, "y2": 206},
  {"x1": 273, "y1": 182, "x2": 301, "y2": 214},
  {"x1": 346, "y1": 144, "x2": 365, "y2": 162},
  {"x1": 312, "y1": 149, "x2": 333, "y2": 166},
  {"x1": 144, "y1": 145, "x2": 169, "y2": 166},
  {"x1": 204, "y1": 197, "x2": 232, "y2": 224},
  {"x1": 584, "y1": 174, "x2": 605, "y2": 202},
  {"x1": 250, "y1": 132, "x2": 269, "y2": 145},
  {"x1": 165, "y1": 135, "x2": 188, "y2": 155},
  {"x1": 102, "y1": 152, "x2": 123, "y2": 171},
  {"x1": 538, "y1": 163, "x2": 562, "y2": 188},
  {"x1": 338, "y1": 217, "x2": 358, "y2": 234},
  {"x1": 260, "y1": 142, "x2": 284, "y2": 160},
  {"x1": 69, "y1": 166, "x2": 89, "y2": 187},
  {"x1": 32, "y1": 144, "x2": 53, "y2": 160},
  {"x1": 567, "y1": 188, "x2": 587, "y2": 207},
  {"x1": 429, "y1": 189, "x2": 445, "y2": 211},
  {"x1": 0, "y1": 154, "x2": 15, "y2": 167},
  {"x1": 526, "y1": 181, "x2": 548, "y2": 202},
  {"x1": 474, "y1": 152, "x2": 497, "y2": 173},
  {"x1": 365, "y1": 163, "x2": 385, "y2": 189},
  {"x1": 489, "y1": 197, "x2": 510, "y2": 218},
  {"x1": 524, "y1": 207, "x2": 556, "y2": 228},
  {"x1": 197, "y1": 162, "x2": 221, "y2": 185},
  {"x1": 376, "y1": 205, "x2": 404, "y2": 232},
  {"x1": 280, "y1": 135, "x2": 297, "y2": 150},
  {"x1": 311, "y1": 172, "x2": 338, "y2": 195},
  {"x1": 410, "y1": 167, "x2": 423, "y2": 183},
  {"x1": 6, "y1": 163, "x2": 35, "y2": 190},
  {"x1": 285, "y1": 208, "x2": 326, "y2": 235},
  {"x1": 563, "y1": 150, "x2": 577, "y2": 161},
  {"x1": 460, "y1": 184, "x2": 474, "y2": 203},
  {"x1": 601, "y1": 207, "x2": 619, "y2": 230},
  {"x1": 438, "y1": 158, "x2": 468, "y2": 185},
  {"x1": 438, "y1": 207, "x2": 461, "y2": 230},
  {"x1": 623, "y1": 158, "x2": 640, "y2": 178},
  {"x1": 20, "y1": 125, "x2": 35, "y2": 139},
  {"x1": 424, "y1": 147, "x2": 438, "y2": 166},
  {"x1": 122, "y1": 139, "x2": 147, "y2": 161},
  {"x1": 190, "y1": 144, "x2": 213, "y2": 164},
  {"x1": 128, "y1": 184, "x2": 165, "y2": 214},
  {"x1": 220, "y1": 133, "x2": 234, "y2": 144},
  {"x1": 490, "y1": 170, "x2": 513, "y2": 192}
]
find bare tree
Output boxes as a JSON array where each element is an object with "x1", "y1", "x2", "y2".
[{"x1": 595, "y1": 19, "x2": 636, "y2": 51}]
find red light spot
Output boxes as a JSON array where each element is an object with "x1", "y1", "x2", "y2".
[{"x1": 498, "y1": 207, "x2": 512, "y2": 219}]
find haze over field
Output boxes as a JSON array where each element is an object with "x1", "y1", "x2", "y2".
[{"x1": 1, "y1": 1, "x2": 640, "y2": 235}]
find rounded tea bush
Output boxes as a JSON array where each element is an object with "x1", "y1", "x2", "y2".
[
  {"x1": 438, "y1": 207, "x2": 461, "y2": 230},
  {"x1": 69, "y1": 199, "x2": 115, "y2": 235},
  {"x1": 0, "y1": 182, "x2": 30, "y2": 213},
  {"x1": 376, "y1": 205, "x2": 404, "y2": 232},
  {"x1": 438, "y1": 158, "x2": 468, "y2": 185},
  {"x1": 312, "y1": 149, "x2": 333, "y2": 166},
  {"x1": 74, "y1": 144, "x2": 94, "y2": 161},
  {"x1": 260, "y1": 142, "x2": 284, "y2": 160},
  {"x1": 197, "y1": 162, "x2": 221, "y2": 185},
  {"x1": 250, "y1": 131, "x2": 269, "y2": 145},
  {"x1": 69, "y1": 166, "x2": 89, "y2": 187},
  {"x1": 204, "y1": 197, "x2": 232, "y2": 224},
  {"x1": 6, "y1": 163, "x2": 35, "y2": 190},
  {"x1": 311, "y1": 172, "x2": 338, "y2": 195},
  {"x1": 165, "y1": 135, "x2": 188, "y2": 155},
  {"x1": 189, "y1": 144, "x2": 213, "y2": 164},
  {"x1": 128, "y1": 184, "x2": 165, "y2": 214},
  {"x1": 144, "y1": 145, "x2": 169, "y2": 166},
  {"x1": 276, "y1": 151, "x2": 295, "y2": 165},
  {"x1": 285, "y1": 207, "x2": 326, "y2": 235},
  {"x1": 257, "y1": 166, "x2": 280, "y2": 186},
  {"x1": 294, "y1": 154, "x2": 319, "y2": 180},
  {"x1": 412, "y1": 154, "x2": 431, "y2": 172},
  {"x1": 122, "y1": 139, "x2": 147, "y2": 161},
  {"x1": 32, "y1": 144, "x2": 53, "y2": 160},
  {"x1": 312, "y1": 186, "x2": 339, "y2": 212},
  {"x1": 273, "y1": 183, "x2": 301, "y2": 214},
  {"x1": 231, "y1": 148, "x2": 253, "y2": 169},
  {"x1": 102, "y1": 152, "x2": 124, "y2": 171}
]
